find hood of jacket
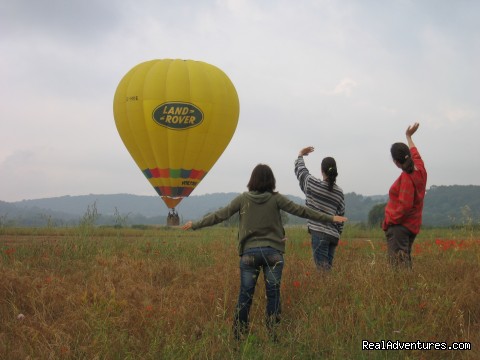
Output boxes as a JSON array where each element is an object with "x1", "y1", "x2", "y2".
[{"x1": 243, "y1": 191, "x2": 274, "y2": 204}]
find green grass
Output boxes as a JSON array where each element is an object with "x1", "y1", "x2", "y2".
[{"x1": 0, "y1": 225, "x2": 479, "y2": 359}]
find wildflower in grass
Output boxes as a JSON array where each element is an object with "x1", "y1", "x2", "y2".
[
  {"x1": 413, "y1": 243, "x2": 423, "y2": 255},
  {"x1": 435, "y1": 238, "x2": 460, "y2": 251},
  {"x1": 293, "y1": 280, "x2": 301, "y2": 288},
  {"x1": 144, "y1": 305, "x2": 154, "y2": 318},
  {"x1": 435, "y1": 238, "x2": 445, "y2": 250},
  {"x1": 5, "y1": 247, "x2": 15, "y2": 256},
  {"x1": 419, "y1": 302, "x2": 427, "y2": 310}
]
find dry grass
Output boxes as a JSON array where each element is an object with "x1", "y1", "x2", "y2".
[{"x1": 1, "y1": 226, "x2": 479, "y2": 359}]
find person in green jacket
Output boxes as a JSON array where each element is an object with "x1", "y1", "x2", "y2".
[{"x1": 182, "y1": 164, "x2": 347, "y2": 341}]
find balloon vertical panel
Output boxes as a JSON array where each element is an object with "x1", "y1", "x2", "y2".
[{"x1": 113, "y1": 59, "x2": 239, "y2": 210}]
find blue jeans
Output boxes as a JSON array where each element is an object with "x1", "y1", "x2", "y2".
[
  {"x1": 234, "y1": 247, "x2": 284, "y2": 337},
  {"x1": 311, "y1": 231, "x2": 338, "y2": 270}
]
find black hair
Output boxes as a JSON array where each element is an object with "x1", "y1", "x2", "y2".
[
  {"x1": 391, "y1": 142, "x2": 414, "y2": 174},
  {"x1": 247, "y1": 164, "x2": 277, "y2": 193},
  {"x1": 321, "y1": 157, "x2": 338, "y2": 192}
]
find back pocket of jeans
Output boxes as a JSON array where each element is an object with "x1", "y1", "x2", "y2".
[
  {"x1": 240, "y1": 254, "x2": 255, "y2": 267},
  {"x1": 266, "y1": 253, "x2": 283, "y2": 267}
]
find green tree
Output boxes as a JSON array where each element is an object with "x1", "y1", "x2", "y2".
[{"x1": 368, "y1": 203, "x2": 386, "y2": 228}]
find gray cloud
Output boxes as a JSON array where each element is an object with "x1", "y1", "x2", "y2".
[
  {"x1": 0, "y1": 0, "x2": 479, "y2": 206},
  {"x1": 0, "y1": 0, "x2": 124, "y2": 41}
]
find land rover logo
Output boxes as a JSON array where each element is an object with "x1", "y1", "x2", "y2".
[{"x1": 152, "y1": 102, "x2": 204, "y2": 130}]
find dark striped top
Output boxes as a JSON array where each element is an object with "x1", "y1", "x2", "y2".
[{"x1": 294, "y1": 156, "x2": 345, "y2": 239}]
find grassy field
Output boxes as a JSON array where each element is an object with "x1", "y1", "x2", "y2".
[{"x1": 1, "y1": 224, "x2": 479, "y2": 359}]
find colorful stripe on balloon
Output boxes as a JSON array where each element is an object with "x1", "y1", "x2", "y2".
[
  {"x1": 154, "y1": 186, "x2": 195, "y2": 197},
  {"x1": 142, "y1": 168, "x2": 206, "y2": 180}
]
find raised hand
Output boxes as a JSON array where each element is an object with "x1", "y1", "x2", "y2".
[
  {"x1": 406, "y1": 122, "x2": 420, "y2": 148},
  {"x1": 299, "y1": 146, "x2": 315, "y2": 157},
  {"x1": 406, "y1": 122, "x2": 419, "y2": 138}
]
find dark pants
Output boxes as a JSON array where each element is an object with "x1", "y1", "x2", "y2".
[
  {"x1": 234, "y1": 247, "x2": 284, "y2": 339},
  {"x1": 385, "y1": 225, "x2": 416, "y2": 268}
]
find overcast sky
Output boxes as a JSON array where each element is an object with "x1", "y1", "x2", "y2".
[{"x1": 1, "y1": 0, "x2": 479, "y2": 210}]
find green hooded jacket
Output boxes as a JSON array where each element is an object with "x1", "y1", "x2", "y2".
[{"x1": 191, "y1": 191, "x2": 334, "y2": 255}]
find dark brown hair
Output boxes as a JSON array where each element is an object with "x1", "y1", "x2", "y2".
[
  {"x1": 391, "y1": 142, "x2": 414, "y2": 174},
  {"x1": 247, "y1": 164, "x2": 277, "y2": 193},
  {"x1": 321, "y1": 157, "x2": 338, "y2": 192}
]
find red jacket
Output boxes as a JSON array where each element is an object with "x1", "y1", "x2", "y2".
[{"x1": 382, "y1": 147, "x2": 427, "y2": 234}]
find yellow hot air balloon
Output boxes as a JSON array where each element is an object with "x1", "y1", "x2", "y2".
[{"x1": 113, "y1": 59, "x2": 239, "y2": 212}]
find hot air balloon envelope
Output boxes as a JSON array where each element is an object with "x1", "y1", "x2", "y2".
[{"x1": 113, "y1": 59, "x2": 239, "y2": 209}]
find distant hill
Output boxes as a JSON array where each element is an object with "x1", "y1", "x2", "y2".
[
  {"x1": 423, "y1": 185, "x2": 480, "y2": 226},
  {"x1": 1, "y1": 192, "x2": 382, "y2": 227},
  {"x1": 1, "y1": 185, "x2": 479, "y2": 227},
  {"x1": 5, "y1": 192, "x2": 242, "y2": 219}
]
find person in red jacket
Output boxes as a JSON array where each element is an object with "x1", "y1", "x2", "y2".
[{"x1": 382, "y1": 123, "x2": 427, "y2": 268}]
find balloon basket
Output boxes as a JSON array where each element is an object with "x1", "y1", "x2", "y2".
[{"x1": 167, "y1": 208, "x2": 180, "y2": 226}]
